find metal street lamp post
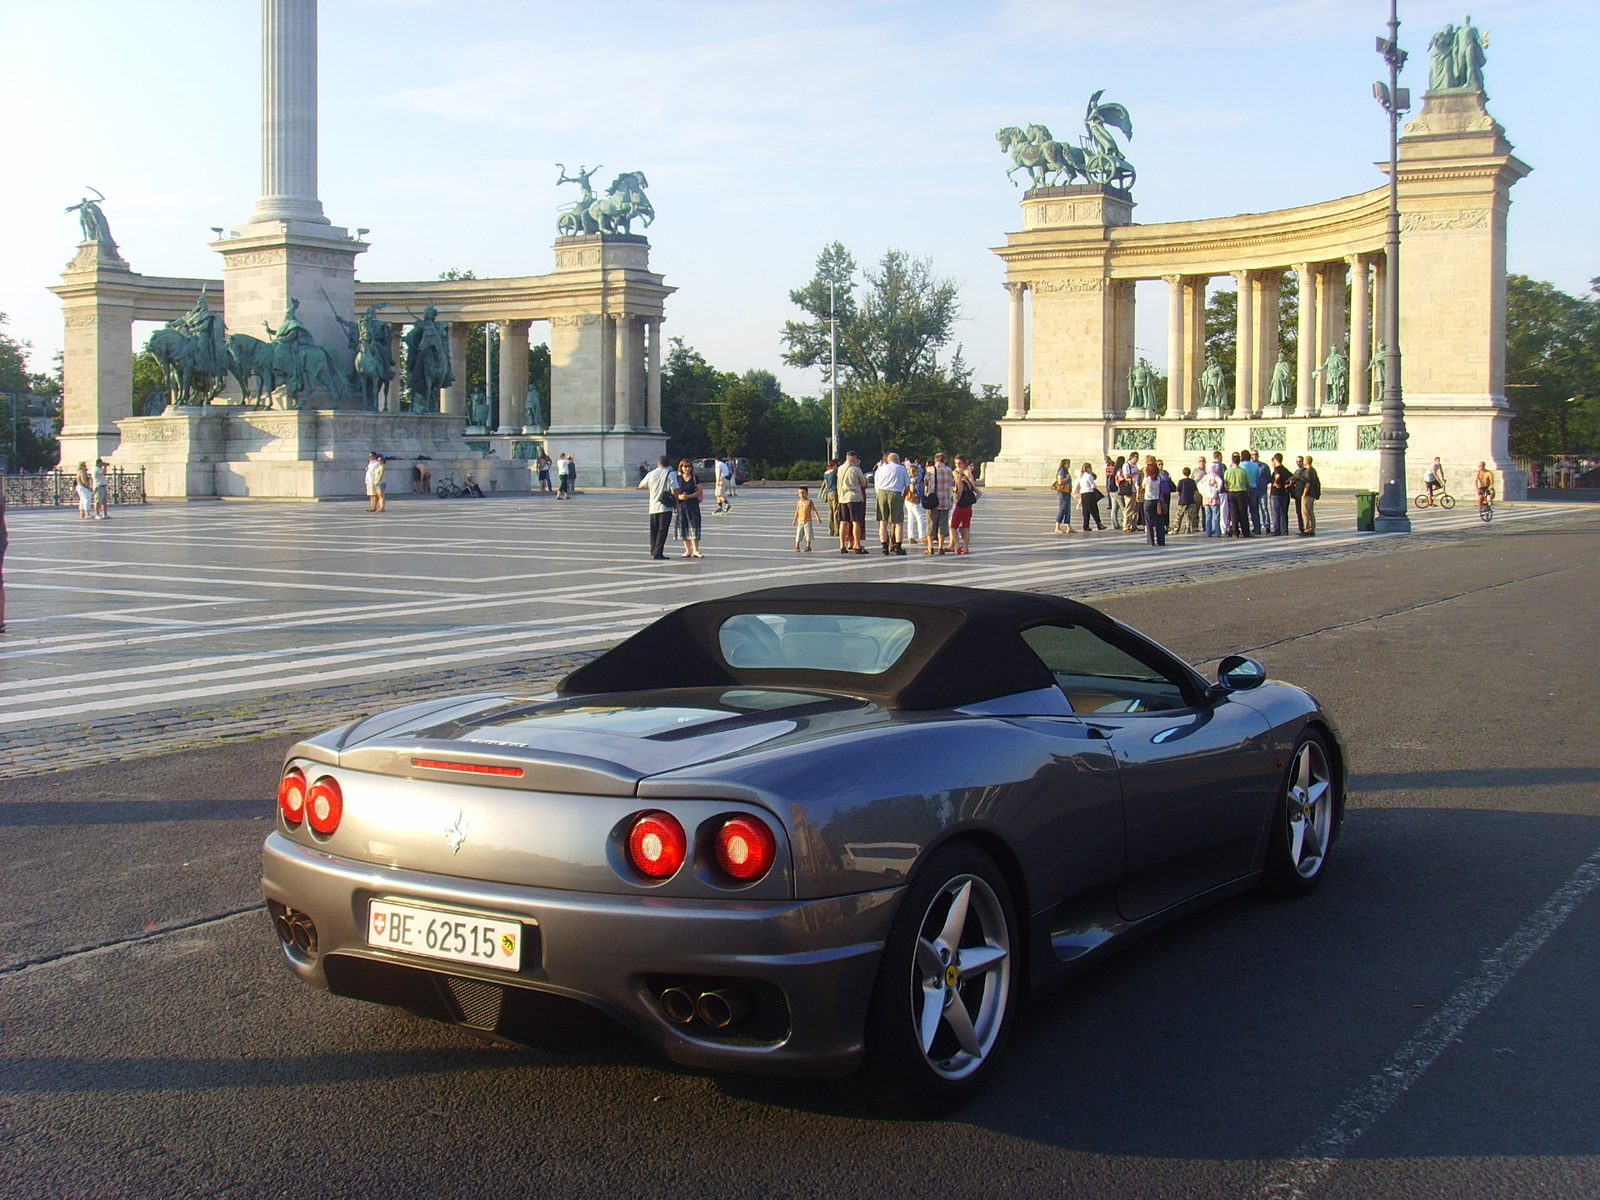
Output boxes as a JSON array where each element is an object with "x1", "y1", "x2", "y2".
[
  {"x1": 829, "y1": 281, "x2": 839, "y2": 461},
  {"x1": 1373, "y1": 0, "x2": 1412, "y2": 532}
]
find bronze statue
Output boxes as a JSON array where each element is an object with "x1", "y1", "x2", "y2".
[
  {"x1": 261, "y1": 299, "x2": 346, "y2": 408},
  {"x1": 998, "y1": 93, "x2": 1135, "y2": 191},
  {"x1": 404, "y1": 305, "x2": 453, "y2": 411},
  {"x1": 1428, "y1": 17, "x2": 1488, "y2": 93},
  {"x1": 65, "y1": 187, "x2": 116, "y2": 246},
  {"x1": 329, "y1": 294, "x2": 396, "y2": 411},
  {"x1": 144, "y1": 289, "x2": 227, "y2": 406},
  {"x1": 1200, "y1": 357, "x2": 1228, "y2": 410},
  {"x1": 1317, "y1": 346, "x2": 1349, "y2": 408},
  {"x1": 1268, "y1": 355, "x2": 1294, "y2": 408},
  {"x1": 557, "y1": 165, "x2": 655, "y2": 236}
]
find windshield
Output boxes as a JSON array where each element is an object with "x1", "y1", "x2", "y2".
[{"x1": 718, "y1": 613, "x2": 916, "y2": 675}]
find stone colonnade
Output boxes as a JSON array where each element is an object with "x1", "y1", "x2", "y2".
[
  {"x1": 1004, "y1": 257, "x2": 1386, "y2": 422},
  {"x1": 989, "y1": 88, "x2": 1529, "y2": 496}
]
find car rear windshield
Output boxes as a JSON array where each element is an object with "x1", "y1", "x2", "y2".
[{"x1": 718, "y1": 613, "x2": 916, "y2": 675}]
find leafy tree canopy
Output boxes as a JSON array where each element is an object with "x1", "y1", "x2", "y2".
[{"x1": 1506, "y1": 275, "x2": 1600, "y2": 459}]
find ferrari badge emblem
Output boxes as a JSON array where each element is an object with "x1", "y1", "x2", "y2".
[{"x1": 444, "y1": 809, "x2": 469, "y2": 854}]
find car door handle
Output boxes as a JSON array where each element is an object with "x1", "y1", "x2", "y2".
[{"x1": 1084, "y1": 725, "x2": 1114, "y2": 740}]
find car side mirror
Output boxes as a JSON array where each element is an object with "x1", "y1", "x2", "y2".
[{"x1": 1215, "y1": 655, "x2": 1267, "y2": 692}]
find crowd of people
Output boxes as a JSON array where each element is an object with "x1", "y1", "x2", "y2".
[{"x1": 1052, "y1": 450, "x2": 1325, "y2": 545}]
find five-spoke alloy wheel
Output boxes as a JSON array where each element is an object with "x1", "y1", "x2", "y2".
[
  {"x1": 1259, "y1": 730, "x2": 1339, "y2": 896},
  {"x1": 842, "y1": 842, "x2": 1018, "y2": 1114}
]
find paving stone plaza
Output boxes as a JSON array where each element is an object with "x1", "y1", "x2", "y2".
[{"x1": 0, "y1": 488, "x2": 1576, "y2": 775}]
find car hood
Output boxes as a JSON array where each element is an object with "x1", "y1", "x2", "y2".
[{"x1": 315, "y1": 687, "x2": 889, "y2": 795}]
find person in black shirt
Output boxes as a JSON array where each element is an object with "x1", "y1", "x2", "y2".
[
  {"x1": 1268, "y1": 453, "x2": 1293, "y2": 536},
  {"x1": 1174, "y1": 467, "x2": 1199, "y2": 533}
]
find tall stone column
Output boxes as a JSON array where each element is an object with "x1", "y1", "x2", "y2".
[
  {"x1": 600, "y1": 316, "x2": 617, "y2": 429},
  {"x1": 612, "y1": 314, "x2": 636, "y2": 431},
  {"x1": 1184, "y1": 278, "x2": 1208, "y2": 414},
  {"x1": 1294, "y1": 263, "x2": 1317, "y2": 416},
  {"x1": 385, "y1": 323, "x2": 404, "y2": 411},
  {"x1": 1319, "y1": 261, "x2": 1347, "y2": 412},
  {"x1": 646, "y1": 317, "x2": 663, "y2": 432},
  {"x1": 498, "y1": 320, "x2": 529, "y2": 432},
  {"x1": 1109, "y1": 281, "x2": 1135, "y2": 414},
  {"x1": 1233, "y1": 270, "x2": 1255, "y2": 417},
  {"x1": 251, "y1": 0, "x2": 326, "y2": 226},
  {"x1": 440, "y1": 322, "x2": 469, "y2": 416},
  {"x1": 1164, "y1": 275, "x2": 1184, "y2": 418},
  {"x1": 1254, "y1": 271, "x2": 1281, "y2": 411},
  {"x1": 1348, "y1": 255, "x2": 1371, "y2": 415},
  {"x1": 1369, "y1": 253, "x2": 1388, "y2": 415},
  {"x1": 1005, "y1": 283, "x2": 1027, "y2": 418}
]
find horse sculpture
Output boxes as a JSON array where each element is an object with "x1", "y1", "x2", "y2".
[
  {"x1": 997, "y1": 93, "x2": 1137, "y2": 191},
  {"x1": 226, "y1": 334, "x2": 272, "y2": 406},
  {"x1": 146, "y1": 326, "x2": 226, "y2": 406},
  {"x1": 556, "y1": 166, "x2": 655, "y2": 236}
]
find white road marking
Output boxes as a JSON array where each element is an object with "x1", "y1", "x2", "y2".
[{"x1": 1250, "y1": 841, "x2": 1600, "y2": 1199}]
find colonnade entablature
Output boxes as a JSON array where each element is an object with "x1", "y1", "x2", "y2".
[{"x1": 986, "y1": 87, "x2": 1530, "y2": 497}]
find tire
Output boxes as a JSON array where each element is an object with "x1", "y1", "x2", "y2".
[
  {"x1": 836, "y1": 842, "x2": 1020, "y2": 1114},
  {"x1": 1257, "y1": 730, "x2": 1339, "y2": 898},
  {"x1": 1414, "y1": 493, "x2": 1431, "y2": 509},
  {"x1": 436, "y1": 485, "x2": 448, "y2": 499},
  {"x1": 1479, "y1": 501, "x2": 1494, "y2": 523},
  {"x1": 1440, "y1": 493, "x2": 1456, "y2": 510}
]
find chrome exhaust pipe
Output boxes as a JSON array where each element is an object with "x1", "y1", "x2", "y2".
[
  {"x1": 660, "y1": 986, "x2": 697, "y2": 1025},
  {"x1": 695, "y1": 987, "x2": 753, "y2": 1029}
]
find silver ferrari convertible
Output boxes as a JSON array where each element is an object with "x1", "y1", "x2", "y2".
[{"x1": 263, "y1": 583, "x2": 1345, "y2": 1113}]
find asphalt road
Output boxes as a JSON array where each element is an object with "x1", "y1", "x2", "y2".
[{"x1": 2, "y1": 515, "x2": 1597, "y2": 1199}]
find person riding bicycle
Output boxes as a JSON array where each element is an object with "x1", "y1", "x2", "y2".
[
  {"x1": 1424, "y1": 457, "x2": 1446, "y2": 501},
  {"x1": 1474, "y1": 462, "x2": 1495, "y2": 509}
]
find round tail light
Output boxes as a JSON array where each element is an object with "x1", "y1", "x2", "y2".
[
  {"x1": 714, "y1": 816, "x2": 776, "y2": 882},
  {"x1": 627, "y1": 811, "x2": 686, "y2": 879},
  {"x1": 278, "y1": 767, "x2": 307, "y2": 826},
  {"x1": 306, "y1": 776, "x2": 344, "y2": 836}
]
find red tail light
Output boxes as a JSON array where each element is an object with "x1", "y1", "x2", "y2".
[
  {"x1": 306, "y1": 776, "x2": 344, "y2": 836},
  {"x1": 278, "y1": 768, "x2": 307, "y2": 826},
  {"x1": 715, "y1": 816, "x2": 776, "y2": 882},
  {"x1": 627, "y1": 811, "x2": 686, "y2": 879}
]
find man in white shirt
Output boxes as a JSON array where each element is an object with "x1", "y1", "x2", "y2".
[
  {"x1": 873, "y1": 452, "x2": 910, "y2": 555},
  {"x1": 638, "y1": 455, "x2": 676, "y2": 559},
  {"x1": 714, "y1": 456, "x2": 736, "y2": 514}
]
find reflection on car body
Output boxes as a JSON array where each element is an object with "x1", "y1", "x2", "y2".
[{"x1": 262, "y1": 583, "x2": 1345, "y2": 1114}]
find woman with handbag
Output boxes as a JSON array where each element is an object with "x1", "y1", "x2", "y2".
[
  {"x1": 951, "y1": 456, "x2": 981, "y2": 554},
  {"x1": 1052, "y1": 458, "x2": 1074, "y2": 534}
]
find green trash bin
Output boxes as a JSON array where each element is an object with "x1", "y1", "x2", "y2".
[{"x1": 1355, "y1": 490, "x2": 1378, "y2": 532}]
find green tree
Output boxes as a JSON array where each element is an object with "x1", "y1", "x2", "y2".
[
  {"x1": 784, "y1": 245, "x2": 961, "y2": 387},
  {"x1": 0, "y1": 314, "x2": 61, "y2": 470},
  {"x1": 132, "y1": 350, "x2": 165, "y2": 412},
  {"x1": 661, "y1": 337, "x2": 733, "y2": 459},
  {"x1": 1506, "y1": 275, "x2": 1600, "y2": 459}
]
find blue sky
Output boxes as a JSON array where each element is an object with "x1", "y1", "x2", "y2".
[{"x1": 1, "y1": 0, "x2": 1594, "y2": 394}]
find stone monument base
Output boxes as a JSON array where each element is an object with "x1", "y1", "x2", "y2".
[
  {"x1": 542, "y1": 427, "x2": 667, "y2": 488},
  {"x1": 985, "y1": 407, "x2": 1524, "y2": 498},
  {"x1": 111, "y1": 408, "x2": 532, "y2": 499}
]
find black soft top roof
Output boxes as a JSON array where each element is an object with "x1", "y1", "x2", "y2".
[{"x1": 559, "y1": 583, "x2": 1117, "y2": 711}]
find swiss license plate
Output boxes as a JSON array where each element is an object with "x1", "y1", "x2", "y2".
[{"x1": 367, "y1": 899, "x2": 524, "y2": 972}]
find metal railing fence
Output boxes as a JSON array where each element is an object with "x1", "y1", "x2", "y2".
[{"x1": 2, "y1": 469, "x2": 147, "y2": 507}]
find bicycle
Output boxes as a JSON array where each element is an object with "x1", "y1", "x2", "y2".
[
  {"x1": 1414, "y1": 487, "x2": 1456, "y2": 510},
  {"x1": 435, "y1": 472, "x2": 465, "y2": 498}
]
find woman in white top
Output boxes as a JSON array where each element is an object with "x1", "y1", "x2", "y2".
[
  {"x1": 1199, "y1": 468, "x2": 1224, "y2": 537},
  {"x1": 1077, "y1": 463, "x2": 1105, "y2": 531}
]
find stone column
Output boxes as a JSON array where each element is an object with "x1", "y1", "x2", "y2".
[
  {"x1": 600, "y1": 315, "x2": 616, "y2": 429},
  {"x1": 1294, "y1": 263, "x2": 1317, "y2": 416},
  {"x1": 1233, "y1": 270, "x2": 1255, "y2": 417},
  {"x1": 1319, "y1": 261, "x2": 1347, "y2": 412},
  {"x1": 1164, "y1": 276, "x2": 1184, "y2": 418},
  {"x1": 1110, "y1": 281, "x2": 1135, "y2": 414},
  {"x1": 612, "y1": 314, "x2": 636, "y2": 431},
  {"x1": 440, "y1": 322, "x2": 469, "y2": 416},
  {"x1": 1005, "y1": 283, "x2": 1027, "y2": 418},
  {"x1": 251, "y1": 0, "x2": 326, "y2": 226},
  {"x1": 1254, "y1": 271, "x2": 1281, "y2": 411},
  {"x1": 646, "y1": 317, "x2": 663, "y2": 432},
  {"x1": 1348, "y1": 255, "x2": 1371, "y2": 415},
  {"x1": 1184, "y1": 278, "x2": 1208, "y2": 415},
  {"x1": 386, "y1": 323, "x2": 405, "y2": 411},
  {"x1": 1369, "y1": 253, "x2": 1388, "y2": 415},
  {"x1": 498, "y1": 319, "x2": 529, "y2": 433}
]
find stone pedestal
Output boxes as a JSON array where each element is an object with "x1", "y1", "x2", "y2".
[
  {"x1": 110, "y1": 408, "x2": 532, "y2": 499},
  {"x1": 53, "y1": 242, "x2": 137, "y2": 467},
  {"x1": 214, "y1": 221, "x2": 366, "y2": 388}
]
